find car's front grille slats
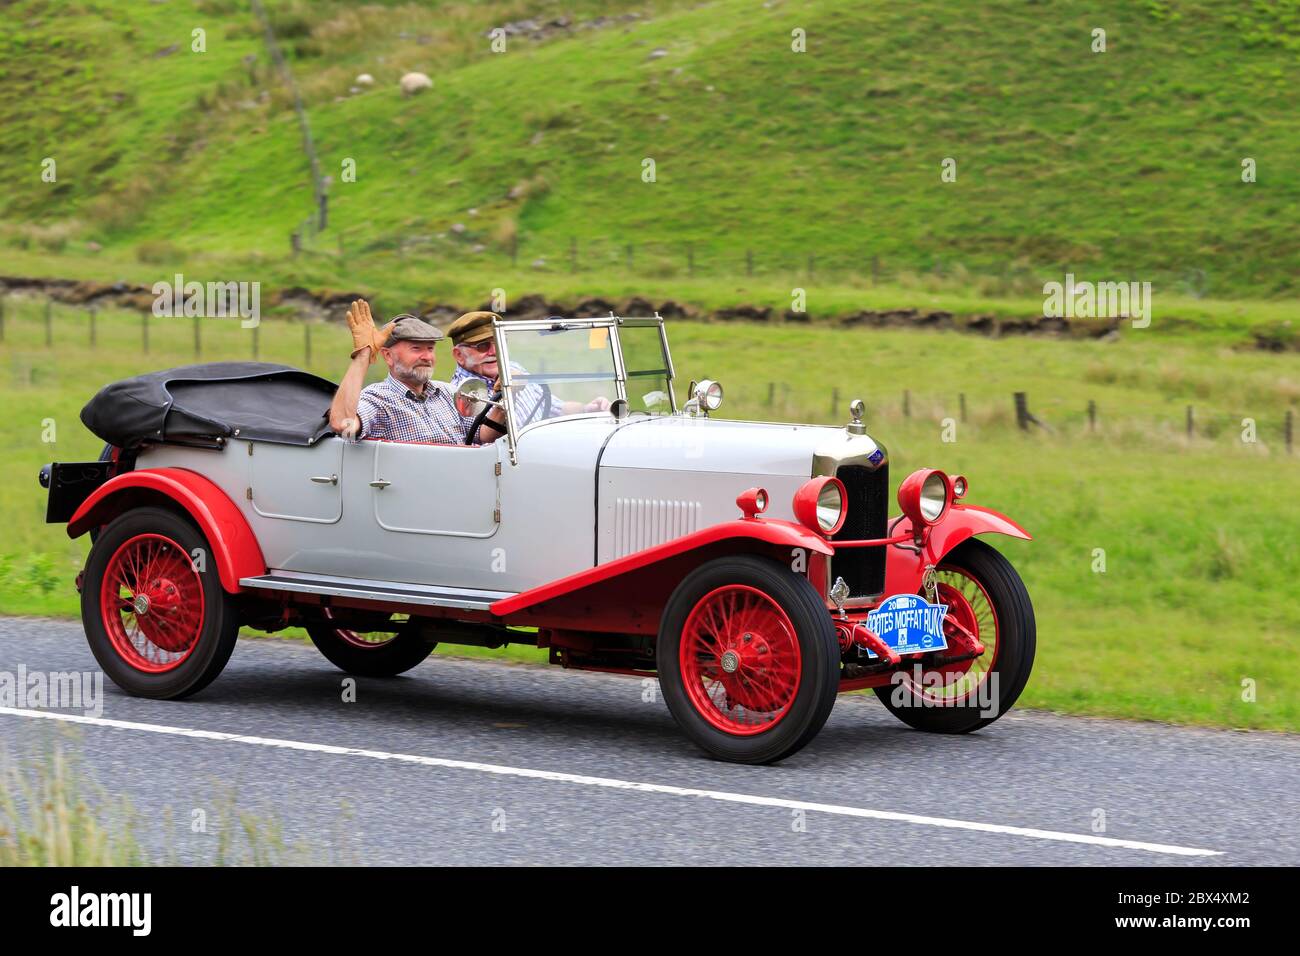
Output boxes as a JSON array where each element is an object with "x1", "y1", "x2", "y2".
[{"x1": 831, "y1": 463, "x2": 888, "y2": 598}]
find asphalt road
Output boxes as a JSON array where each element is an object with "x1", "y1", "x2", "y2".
[{"x1": 1, "y1": 616, "x2": 1296, "y2": 866}]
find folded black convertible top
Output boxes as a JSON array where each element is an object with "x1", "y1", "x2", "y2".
[{"x1": 81, "y1": 362, "x2": 338, "y2": 449}]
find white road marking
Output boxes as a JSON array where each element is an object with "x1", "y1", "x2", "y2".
[{"x1": 0, "y1": 706, "x2": 1222, "y2": 857}]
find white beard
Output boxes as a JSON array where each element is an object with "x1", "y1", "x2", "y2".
[{"x1": 393, "y1": 359, "x2": 433, "y2": 388}]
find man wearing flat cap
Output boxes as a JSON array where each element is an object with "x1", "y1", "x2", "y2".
[
  {"x1": 447, "y1": 310, "x2": 610, "y2": 427},
  {"x1": 328, "y1": 300, "x2": 506, "y2": 444}
]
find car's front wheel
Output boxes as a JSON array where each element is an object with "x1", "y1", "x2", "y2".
[
  {"x1": 657, "y1": 554, "x2": 840, "y2": 764},
  {"x1": 873, "y1": 538, "x2": 1036, "y2": 733},
  {"x1": 82, "y1": 506, "x2": 239, "y2": 699}
]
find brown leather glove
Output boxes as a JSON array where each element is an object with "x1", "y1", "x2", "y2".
[{"x1": 345, "y1": 300, "x2": 393, "y2": 365}]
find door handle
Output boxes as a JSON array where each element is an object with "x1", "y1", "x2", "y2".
[
  {"x1": 309, "y1": 474, "x2": 338, "y2": 485},
  {"x1": 369, "y1": 479, "x2": 391, "y2": 489}
]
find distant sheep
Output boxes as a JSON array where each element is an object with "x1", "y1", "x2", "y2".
[
  {"x1": 355, "y1": 73, "x2": 374, "y2": 86},
  {"x1": 399, "y1": 72, "x2": 432, "y2": 97}
]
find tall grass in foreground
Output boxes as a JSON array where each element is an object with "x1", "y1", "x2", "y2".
[{"x1": 0, "y1": 730, "x2": 348, "y2": 865}]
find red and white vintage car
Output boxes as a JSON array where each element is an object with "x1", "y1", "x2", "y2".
[{"x1": 41, "y1": 315, "x2": 1035, "y2": 764}]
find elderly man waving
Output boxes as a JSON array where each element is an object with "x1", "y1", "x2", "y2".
[{"x1": 329, "y1": 301, "x2": 506, "y2": 444}]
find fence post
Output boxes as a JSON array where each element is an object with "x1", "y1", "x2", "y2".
[
  {"x1": 142, "y1": 311, "x2": 149, "y2": 353},
  {"x1": 1185, "y1": 405, "x2": 1194, "y2": 441},
  {"x1": 1286, "y1": 409, "x2": 1294, "y2": 455},
  {"x1": 903, "y1": 389, "x2": 911, "y2": 419},
  {"x1": 1088, "y1": 399, "x2": 1096, "y2": 432},
  {"x1": 766, "y1": 382, "x2": 775, "y2": 406},
  {"x1": 304, "y1": 322, "x2": 312, "y2": 366},
  {"x1": 291, "y1": 232, "x2": 301, "y2": 257},
  {"x1": 830, "y1": 387, "x2": 839, "y2": 416},
  {"x1": 1014, "y1": 392, "x2": 1030, "y2": 431},
  {"x1": 252, "y1": 323, "x2": 260, "y2": 360},
  {"x1": 194, "y1": 315, "x2": 202, "y2": 358},
  {"x1": 45, "y1": 299, "x2": 53, "y2": 346},
  {"x1": 89, "y1": 305, "x2": 97, "y2": 348},
  {"x1": 959, "y1": 392, "x2": 967, "y2": 423},
  {"x1": 626, "y1": 243, "x2": 634, "y2": 271},
  {"x1": 318, "y1": 193, "x2": 328, "y2": 230},
  {"x1": 687, "y1": 243, "x2": 695, "y2": 277},
  {"x1": 746, "y1": 249, "x2": 754, "y2": 277}
]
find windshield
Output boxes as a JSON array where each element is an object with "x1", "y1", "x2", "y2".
[
  {"x1": 618, "y1": 322, "x2": 675, "y2": 413},
  {"x1": 498, "y1": 319, "x2": 675, "y2": 426}
]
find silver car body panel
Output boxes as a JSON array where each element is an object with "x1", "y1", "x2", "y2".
[{"x1": 135, "y1": 412, "x2": 885, "y2": 602}]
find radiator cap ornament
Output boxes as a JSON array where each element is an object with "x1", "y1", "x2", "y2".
[{"x1": 846, "y1": 399, "x2": 866, "y2": 435}]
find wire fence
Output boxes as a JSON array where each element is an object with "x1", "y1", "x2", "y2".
[
  {"x1": 0, "y1": 295, "x2": 1293, "y2": 454},
  {"x1": 302, "y1": 230, "x2": 1227, "y2": 299}
]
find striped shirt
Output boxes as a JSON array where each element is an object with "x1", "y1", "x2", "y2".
[
  {"x1": 450, "y1": 361, "x2": 564, "y2": 429},
  {"x1": 355, "y1": 374, "x2": 474, "y2": 444}
]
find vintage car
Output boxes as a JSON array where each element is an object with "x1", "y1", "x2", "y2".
[{"x1": 40, "y1": 314, "x2": 1035, "y2": 764}]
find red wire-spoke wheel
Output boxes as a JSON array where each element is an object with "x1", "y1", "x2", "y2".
[
  {"x1": 874, "y1": 539, "x2": 1036, "y2": 734},
  {"x1": 81, "y1": 506, "x2": 240, "y2": 700},
  {"x1": 305, "y1": 610, "x2": 435, "y2": 677},
  {"x1": 100, "y1": 533, "x2": 204, "y2": 673},
  {"x1": 658, "y1": 555, "x2": 840, "y2": 765},
  {"x1": 680, "y1": 585, "x2": 803, "y2": 735}
]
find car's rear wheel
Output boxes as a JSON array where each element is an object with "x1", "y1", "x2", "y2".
[
  {"x1": 873, "y1": 538, "x2": 1035, "y2": 733},
  {"x1": 657, "y1": 554, "x2": 840, "y2": 764},
  {"x1": 82, "y1": 506, "x2": 239, "y2": 699},
  {"x1": 305, "y1": 611, "x2": 435, "y2": 677}
]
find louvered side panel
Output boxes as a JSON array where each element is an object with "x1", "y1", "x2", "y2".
[{"x1": 613, "y1": 498, "x2": 702, "y2": 558}]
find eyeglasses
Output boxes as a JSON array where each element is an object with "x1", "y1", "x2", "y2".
[{"x1": 461, "y1": 339, "x2": 495, "y2": 353}]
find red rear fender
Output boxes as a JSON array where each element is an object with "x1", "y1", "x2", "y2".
[{"x1": 67, "y1": 468, "x2": 265, "y2": 593}]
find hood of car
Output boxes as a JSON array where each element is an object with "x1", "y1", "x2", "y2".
[{"x1": 599, "y1": 416, "x2": 852, "y2": 477}]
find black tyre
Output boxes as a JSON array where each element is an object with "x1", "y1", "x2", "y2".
[
  {"x1": 306, "y1": 611, "x2": 435, "y2": 677},
  {"x1": 873, "y1": 538, "x2": 1036, "y2": 733},
  {"x1": 82, "y1": 506, "x2": 239, "y2": 699},
  {"x1": 657, "y1": 554, "x2": 840, "y2": 764}
]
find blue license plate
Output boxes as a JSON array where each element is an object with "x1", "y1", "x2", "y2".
[{"x1": 864, "y1": 594, "x2": 949, "y2": 657}]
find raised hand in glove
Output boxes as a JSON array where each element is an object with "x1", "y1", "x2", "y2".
[{"x1": 345, "y1": 299, "x2": 394, "y2": 365}]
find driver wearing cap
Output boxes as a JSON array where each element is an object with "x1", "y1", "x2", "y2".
[
  {"x1": 447, "y1": 310, "x2": 611, "y2": 427},
  {"x1": 328, "y1": 300, "x2": 506, "y2": 444}
]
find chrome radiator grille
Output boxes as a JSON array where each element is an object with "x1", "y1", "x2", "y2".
[{"x1": 830, "y1": 463, "x2": 889, "y2": 598}]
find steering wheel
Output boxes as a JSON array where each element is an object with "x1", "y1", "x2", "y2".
[{"x1": 465, "y1": 389, "x2": 502, "y2": 445}]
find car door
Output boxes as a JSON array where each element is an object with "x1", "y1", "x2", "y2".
[
  {"x1": 248, "y1": 436, "x2": 344, "y2": 523},
  {"x1": 370, "y1": 441, "x2": 500, "y2": 538}
]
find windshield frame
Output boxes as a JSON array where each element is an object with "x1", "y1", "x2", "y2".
[{"x1": 491, "y1": 314, "x2": 677, "y2": 460}]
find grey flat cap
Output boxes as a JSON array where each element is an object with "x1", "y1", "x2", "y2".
[{"x1": 383, "y1": 314, "x2": 445, "y2": 346}]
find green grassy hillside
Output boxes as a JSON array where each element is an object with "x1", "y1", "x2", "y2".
[{"x1": 2, "y1": 0, "x2": 1298, "y2": 298}]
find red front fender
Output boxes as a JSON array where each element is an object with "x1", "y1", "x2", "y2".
[
  {"x1": 67, "y1": 468, "x2": 265, "y2": 593},
  {"x1": 884, "y1": 504, "x2": 1031, "y2": 595}
]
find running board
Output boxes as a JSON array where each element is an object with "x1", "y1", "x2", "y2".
[{"x1": 238, "y1": 571, "x2": 516, "y2": 612}]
